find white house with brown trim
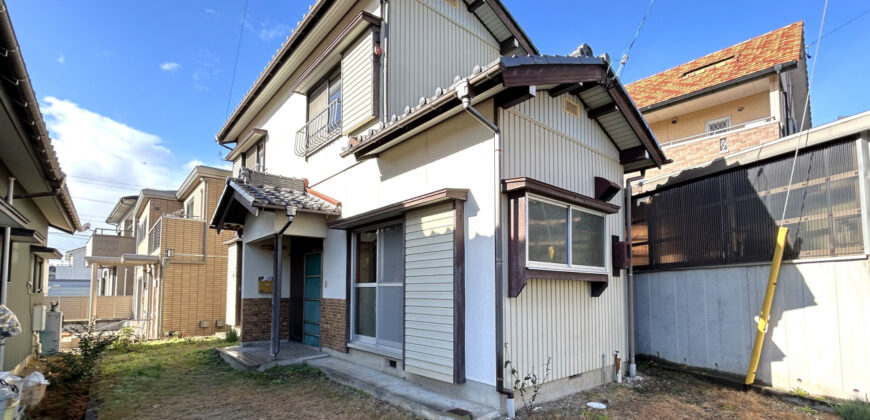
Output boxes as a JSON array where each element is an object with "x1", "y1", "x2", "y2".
[{"x1": 210, "y1": 0, "x2": 666, "y2": 415}]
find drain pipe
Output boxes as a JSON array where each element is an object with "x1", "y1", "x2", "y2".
[
  {"x1": 456, "y1": 82, "x2": 516, "y2": 415},
  {"x1": 270, "y1": 206, "x2": 297, "y2": 361},
  {"x1": 0, "y1": 177, "x2": 15, "y2": 368},
  {"x1": 625, "y1": 172, "x2": 645, "y2": 377}
]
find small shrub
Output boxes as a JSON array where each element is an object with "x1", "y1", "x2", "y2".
[
  {"x1": 225, "y1": 327, "x2": 239, "y2": 342},
  {"x1": 504, "y1": 343, "x2": 552, "y2": 416},
  {"x1": 836, "y1": 401, "x2": 870, "y2": 420},
  {"x1": 48, "y1": 323, "x2": 117, "y2": 384},
  {"x1": 111, "y1": 326, "x2": 137, "y2": 352}
]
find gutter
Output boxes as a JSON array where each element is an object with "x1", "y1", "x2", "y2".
[
  {"x1": 625, "y1": 172, "x2": 645, "y2": 377},
  {"x1": 638, "y1": 61, "x2": 798, "y2": 114},
  {"x1": 0, "y1": 177, "x2": 14, "y2": 368},
  {"x1": 270, "y1": 206, "x2": 297, "y2": 360}
]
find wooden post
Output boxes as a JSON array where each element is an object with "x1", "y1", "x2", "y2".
[{"x1": 88, "y1": 264, "x2": 99, "y2": 325}]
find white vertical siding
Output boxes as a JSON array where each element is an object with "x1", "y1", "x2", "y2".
[
  {"x1": 404, "y1": 202, "x2": 456, "y2": 383},
  {"x1": 500, "y1": 93, "x2": 628, "y2": 383},
  {"x1": 635, "y1": 259, "x2": 870, "y2": 400},
  {"x1": 225, "y1": 243, "x2": 237, "y2": 325},
  {"x1": 341, "y1": 33, "x2": 376, "y2": 134},
  {"x1": 388, "y1": 0, "x2": 499, "y2": 117}
]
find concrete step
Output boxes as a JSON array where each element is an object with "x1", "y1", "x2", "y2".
[{"x1": 309, "y1": 357, "x2": 500, "y2": 420}]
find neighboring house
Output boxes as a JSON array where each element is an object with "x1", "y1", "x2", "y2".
[
  {"x1": 625, "y1": 22, "x2": 809, "y2": 184},
  {"x1": 210, "y1": 0, "x2": 666, "y2": 413},
  {"x1": 0, "y1": 4, "x2": 82, "y2": 372},
  {"x1": 48, "y1": 246, "x2": 91, "y2": 296},
  {"x1": 630, "y1": 111, "x2": 870, "y2": 401},
  {"x1": 85, "y1": 166, "x2": 232, "y2": 337}
]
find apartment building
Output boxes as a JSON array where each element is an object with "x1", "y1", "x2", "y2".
[
  {"x1": 85, "y1": 166, "x2": 232, "y2": 337},
  {"x1": 625, "y1": 22, "x2": 809, "y2": 184},
  {"x1": 209, "y1": 0, "x2": 667, "y2": 414}
]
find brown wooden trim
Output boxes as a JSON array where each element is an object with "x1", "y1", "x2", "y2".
[
  {"x1": 606, "y1": 84, "x2": 667, "y2": 166},
  {"x1": 484, "y1": 0, "x2": 537, "y2": 54},
  {"x1": 591, "y1": 282, "x2": 608, "y2": 297},
  {"x1": 452, "y1": 200, "x2": 466, "y2": 384},
  {"x1": 524, "y1": 268, "x2": 607, "y2": 283},
  {"x1": 548, "y1": 83, "x2": 577, "y2": 98},
  {"x1": 495, "y1": 85, "x2": 536, "y2": 110},
  {"x1": 467, "y1": 0, "x2": 485, "y2": 13},
  {"x1": 501, "y1": 64, "x2": 606, "y2": 88},
  {"x1": 328, "y1": 188, "x2": 468, "y2": 229},
  {"x1": 594, "y1": 176, "x2": 621, "y2": 202},
  {"x1": 502, "y1": 177, "x2": 620, "y2": 214},
  {"x1": 507, "y1": 193, "x2": 527, "y2": 298},
  {"x1": 288, "y1": 11, "x2": 382, "y2": 94},
  {"x1": 232, "y1": 191, "x2": 260, "y2": 216},
  {"x1": 619, "y1": 146, "x2": 647, "y2": 164},
  {"x1": 371, "y1": 25, "x2": 381, "y2": 122},
  {"x1": 499, "y1": 36, "x2": 520, "y2": 55},
  {"x1": 587, "y1": 104, "x2": 618, "y2": 120}
]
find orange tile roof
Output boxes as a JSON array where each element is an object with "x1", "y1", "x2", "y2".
[{"x1": 626, "y1": 22, "x2": 804, "y2": 109}]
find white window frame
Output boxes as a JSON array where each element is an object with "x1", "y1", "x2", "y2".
[
  {"x1": 525, "y1": 193, "x2": 609, "y2": 275},
  {"x1": 349, "y1": 220, "x2": 404, "y2": 352},
  {"x1": 706, "y1": 116, "x2": 732, "y2": 134}
]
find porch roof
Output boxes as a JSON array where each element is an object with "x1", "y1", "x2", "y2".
[{"x1": 210, "y1": 169, "x2": 341, "y2": 232}]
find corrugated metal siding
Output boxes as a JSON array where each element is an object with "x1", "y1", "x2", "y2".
[
  {"x1": 500, "y1": 94, "x2": 628, "y2": 383},
  {"x1": 232, "y1": 157, "x2": 242, "y2": 178},
  {"x1": 388, "y1": 0, "x2": 499, "y2": 117},
  {"x1": 635, "y1": 259, "x2": 870, "y2": 400},
  {"x1": 404, "y1": 202, "x2": 456, "y2": 383},
  {"x1": 632, "y1": 140, "x2": 863, "y2": 270},
  {"x1": 341, "y1": 33, "x2": 376, "y2": 134}
]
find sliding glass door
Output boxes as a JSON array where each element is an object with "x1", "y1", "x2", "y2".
[{"x1": 352, "y1": 222, "x2": 404, "y2": 350}]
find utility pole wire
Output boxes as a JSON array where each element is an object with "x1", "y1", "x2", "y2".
[
  {"x1": 225, "y1": 0, "x2": 249, "y2": 120},
  {"x1": 615, "y1": 0, "x2": 655, "y2": 79},
  {"x1": 780, "y1": 0, "x2": 829, "y2": 225}
]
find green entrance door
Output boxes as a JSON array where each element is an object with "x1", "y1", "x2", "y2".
[{"x1": 303, "y1": 252, "x2": 322, "y2": 347}]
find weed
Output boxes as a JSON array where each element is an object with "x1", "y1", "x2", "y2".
[
  {"x1": 225, "y1": 327, "x2": 239, "y2": 342},
  {"x1": 794, "y1": 405, "x2": 817, "y2": 416},
  {"x1": 836, "y1": 401, "x2": 870, "y2": 420},
  {"x1": 504, "y1": 343, "x2": 552, "y2": 417},
  {"x1": 791, "y1": 387, "x2": 810, "y2": 398},
  {"x1": 111, "y1": 326, "x2": 137, "y2": 352}
]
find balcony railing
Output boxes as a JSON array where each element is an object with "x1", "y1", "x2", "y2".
[
  {"x1": 660, "y1": 116, "x2": 777, "y2": 149},
  {"x1": 295, "y1": 98, "x2": 341, "y2": 157},
  {"x1": 148, "y1": 219, "x2": 162, "y2": 255}
]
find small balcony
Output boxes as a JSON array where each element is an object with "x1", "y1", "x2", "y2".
[
  {"x1": 148, "y1": 215, "x2": 207, "y2": 257},
  {"x1": 85, "y1": 228, "x2": 136, "y2": 260},
  {"x1": 660, "y1": 116, "x2": 778, "y2": 149},
  {"x1": 294, "y1": 98, "x2": 342, "y2": 157}
]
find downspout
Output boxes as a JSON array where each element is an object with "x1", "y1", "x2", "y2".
[
  {"x1": 455, "y1": 83, "x2": 515, "y2": 410},
  {"x1": 159, "y1": 258, "x2": 168, "y2": 337},
  {"x1": 625, "y1": 172, "x2": 645, "y2": 377},
  {"x1": 270, "y1": 206, "x2": 297, "y2": 361},
  {"x1": 0, "y1": 177, "x2": 15, "y2": 368}
]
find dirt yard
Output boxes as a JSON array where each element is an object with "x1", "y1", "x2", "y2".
[
  {"x1": 521, "y1": 363, "x2": 841, "y2": 420},
  {"x1": 34, "y1": 337, "x2": 416, "y2": 420}
]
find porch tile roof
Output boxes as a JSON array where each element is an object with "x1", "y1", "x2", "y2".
[
  {"x1": 625, "y1": 22, "x2": 804, "y2": 109},
  {"x1": 231, "y1": 180, "x2": 340, "y2": 214}
]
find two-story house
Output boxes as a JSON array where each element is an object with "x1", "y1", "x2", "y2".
[
  {"x1": 86, "y1": 166, "x2": 232, "y2": 338},
  {"x1": 625, "y1": 22, "x2": 809, "y2": 189},
  {"x1": 49, "y1": 246, "x2": 91, "y2": 296},
  {"x1": 0, "y1": 6, "x2": 82, "y2": 372},
  {"x1": 210, "y1": 0, "x2": 666, "y2": 415}
]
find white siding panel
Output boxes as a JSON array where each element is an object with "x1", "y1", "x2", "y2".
[
  {"x1": 388, "y1": 0, "x2": 499, "y2": 117},
  {"x1": 635, "y1": 259, "x2": 870, "y2": 400},
  {"x1": 404, "y1": 203, "x2": 457, "y2": 382},
  {"x1": 341, "y1": 33, "x2": 376, "y2": 134},
  {"x1": 501, "y1": 93, "x2": 628, "y2": 384}
]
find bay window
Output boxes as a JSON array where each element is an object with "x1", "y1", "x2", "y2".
[
  {"x1": 527, "y1": 195, "x2": 607, "y2": 273},
  {"x1": 352, "y1": 222, "x2": 404, "y2": 351}
]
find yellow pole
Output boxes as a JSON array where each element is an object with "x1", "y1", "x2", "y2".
[{"x1": 745, "y1": 226, "x2": 789, "y2": 385}]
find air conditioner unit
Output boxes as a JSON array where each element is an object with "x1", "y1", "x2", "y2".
[{"x1": 199, "y1": 320, "x2": 210, "y2": 328}]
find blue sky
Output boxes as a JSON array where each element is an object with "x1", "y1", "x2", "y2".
[{"x1": 8, "y1": 0, "x2": 867, "y2": 252}]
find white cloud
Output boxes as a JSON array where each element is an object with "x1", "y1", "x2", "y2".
[
  {"x1": 192, "y1": 50, "x2": 220, "y2": 91},
  {"x1": 41, "y1": 97, "x2": 225, "y2": 253},
  {"x1": 57, "y1": 55, "x2": 64, "y2": 64},
  {"x1": 204, "y1": 8, "x2": 217, "y2": 16},
  {"x1": 244, "y1": 17, "x2": 291, "y2": 42},
  {"x1": 160, "y1": 62, "x2": 181, "y2": 72}
]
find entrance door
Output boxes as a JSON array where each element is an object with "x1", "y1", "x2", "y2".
[{"x1": 302, "y1": 252, "x2": 322, "y2": 347}]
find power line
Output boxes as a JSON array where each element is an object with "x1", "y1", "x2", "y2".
[
  {"x1": 780, "y1": 0, "x2": 829, "y2": 225},
  {"x1": 807, "y1": 6, "x2": 870, "y2": 48},
  {"x1": 225, "y1": 0, "x2": 249, "y2": 119},
  {"x1": 615, "y1": 0, "x2": 655, "y2": 78},
  {"x1": 71, "y1": 196, "x2": 118, "y2": 205}
]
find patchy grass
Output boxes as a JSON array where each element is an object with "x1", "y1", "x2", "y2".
[
  {"x1": 523, "y1": 363, "x2": 838, "y2": 419},
  {"x1": 836, "y1": 401, "x2": 870, "y2": 420},
  {"x1": 88, "y1": 337, "x2": 415, "y2": 419}
]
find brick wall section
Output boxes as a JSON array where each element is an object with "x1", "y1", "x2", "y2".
[
  {"x1": 240, "y1": 298, "x2": 290, "y2": 342},
  {"x1": 321, "y1": 298, "x2": 347, "y2": 352},
  {"x1": 642, "y1": 123, "x2": 781, "y2": 190}
]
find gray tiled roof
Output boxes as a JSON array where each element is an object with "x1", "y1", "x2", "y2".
[{"x1": 230, "y1": 169, "x2": 340, "y2": 215}]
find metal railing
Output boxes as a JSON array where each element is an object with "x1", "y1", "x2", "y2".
[
  {"x1": 660, "y1": 116, "x2": 777, "y2": 149},
  {"x1": 148, "y1": 219, "x2": 162, "y2": 255},
  {"x1": 294, "y1": 98, "x2": 342, "y2": 157},
  {"x1": 93, "y1": 228, "x2": 133, "y2": 237}
]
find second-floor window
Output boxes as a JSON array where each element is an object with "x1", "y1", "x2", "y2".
[
  {"x1": 186, "y1": 200, "x2": 195, "y2": 218},
  {"x1": 706, "y1": 116, "x2": 731, "y2": 134},
  {"x1": 297, "y1": 69, "x2": 341, "y2": 156},
  {"x1": 256, "y1": 140, "x2": 265, "y2": 172}
]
